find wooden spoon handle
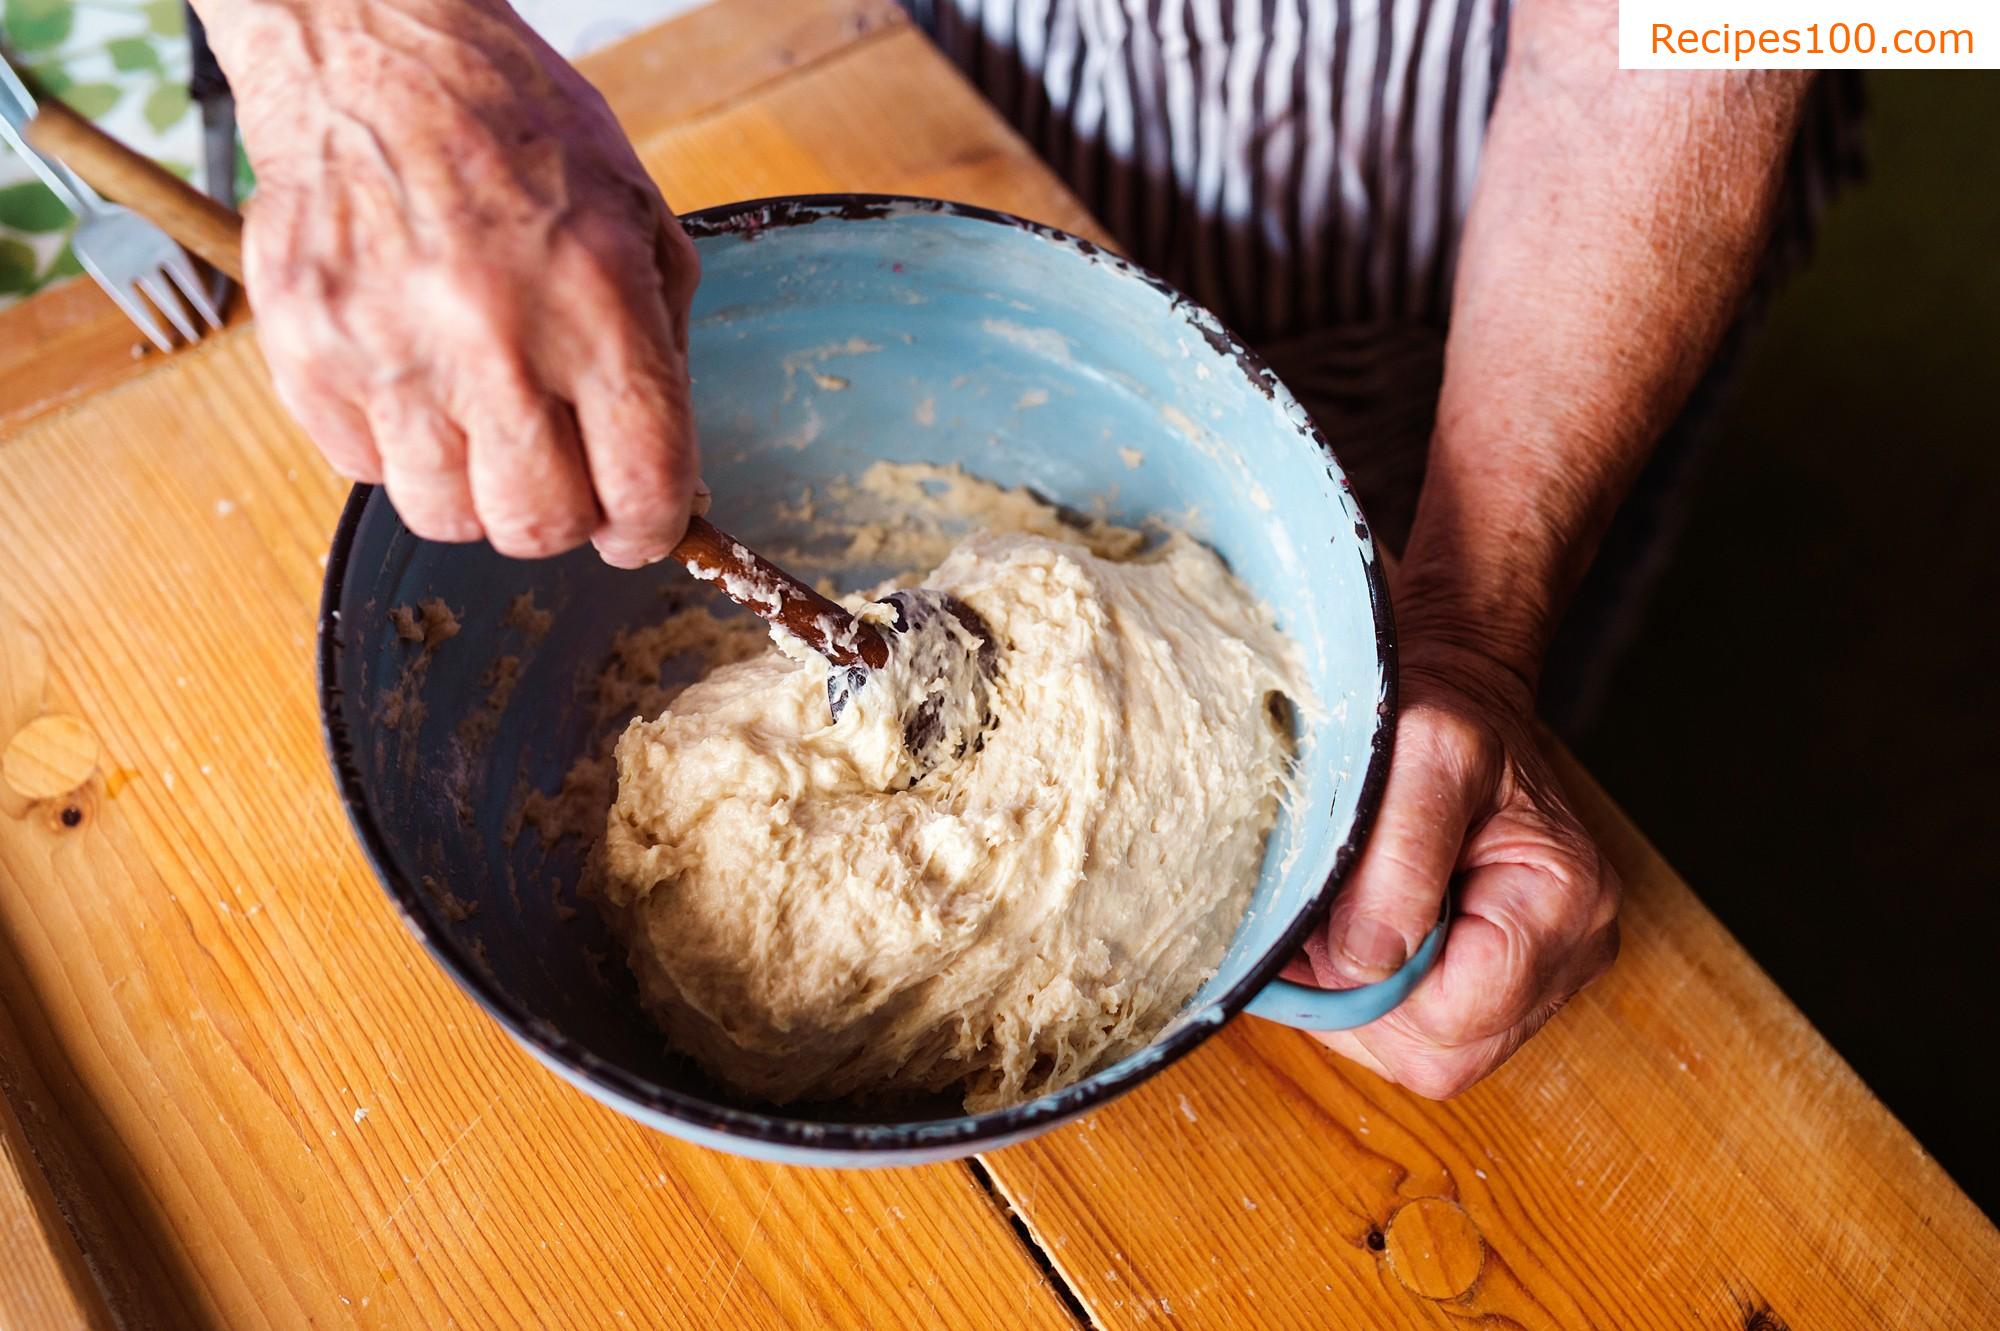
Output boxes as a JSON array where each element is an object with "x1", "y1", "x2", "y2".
[
  {"x1": 28, "y1": 92, "x2": 877, "y2": 666},
  {"x1": 23, "y1": 95, "x2": 244, "y2": 280},
  {"x1": 673, "y1": 517, "x2": 888, "y2": 668}
]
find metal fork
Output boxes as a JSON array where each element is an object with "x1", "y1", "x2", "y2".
[{"x1": 0, "y1": 57, "x2": 221, "y2": 352}]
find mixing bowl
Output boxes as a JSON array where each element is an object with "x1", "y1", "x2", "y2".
[{"x1": 319, "y1": 196, "x2": 1440, "y2": 1166}]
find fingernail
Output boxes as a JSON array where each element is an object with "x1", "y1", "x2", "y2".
[
  {"x1": 1337, "y1": 917, "x2": 1409, "y2": 978},
  {"x1": 593, "y1": 541, "x2": 652, "y2": 570},
  {"x1": 690, "y1": 478, "x2": 712, "y2": 517}
]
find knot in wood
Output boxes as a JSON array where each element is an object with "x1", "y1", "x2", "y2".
[
  {"x1": 4, "y1": 714, "x2": 100, "y2": 802},
  {"x1": 1384, "y1": 1197, "x2": 1485, "y2": 1301}
]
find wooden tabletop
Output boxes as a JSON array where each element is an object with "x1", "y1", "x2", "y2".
[{"x1": 0, "y1": 2, "x2": 1992, "y2": 1327}]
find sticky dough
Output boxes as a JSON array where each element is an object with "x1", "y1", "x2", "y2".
[{"x1": 599, "y1": 524, "x2": 1311, "y2": 1112}]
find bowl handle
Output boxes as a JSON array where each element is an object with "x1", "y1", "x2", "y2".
[{"x1": 1245, "y1": 900, "x2": 1449, "y2": 1031}]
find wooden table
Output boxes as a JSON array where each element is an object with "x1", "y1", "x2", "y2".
[{"x1": 0, "y1": 3, "x2": 1992, "y2": 1327}]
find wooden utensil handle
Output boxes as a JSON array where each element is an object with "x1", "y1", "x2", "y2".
[
  {"x1": 674, "y1": 516, "x2": 888, "y2": 668},
  {"x1": 23, "y1": 96, "x2": 244, "y2": 281}
]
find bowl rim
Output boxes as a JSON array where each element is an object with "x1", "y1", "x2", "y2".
[{"x1": 317, "y1": 192, "x2": 1397, "y2": 1157}]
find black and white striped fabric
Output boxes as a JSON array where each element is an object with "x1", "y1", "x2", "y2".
[
  {"x1": 907, "y1": 0, "x2": 1860, "y2": 348},
  {"x1": 912, "y1": 0, "x2": 1509, "y2": 342}
]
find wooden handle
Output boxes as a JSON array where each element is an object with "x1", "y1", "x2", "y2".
[
  {"x1": 23, "y1": 97, "x2": 244, "y2": 281},
  {"x1": 674, "y1": 516, "x2": 888, "y2": 668}
]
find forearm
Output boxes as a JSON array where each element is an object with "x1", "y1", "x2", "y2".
[{"x1": 1403, "y1": 0, "x2": 1809, "y2": 685}]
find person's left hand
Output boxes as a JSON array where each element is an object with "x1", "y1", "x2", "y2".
[{"x1": 1288, "y1": 632, "x2": 1622, "y2": 1097}]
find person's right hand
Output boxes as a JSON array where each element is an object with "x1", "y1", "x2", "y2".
[{"x1": 203, "y1": 0, "x2": 700, "y2": 566}]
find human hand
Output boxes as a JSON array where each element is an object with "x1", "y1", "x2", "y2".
[
  {"x1": 1293, "y1": 634, "x2": 1622, "y2": 1097},
  {"x1": 212, "y1": 1, "x2": 698, "y2": 565}
]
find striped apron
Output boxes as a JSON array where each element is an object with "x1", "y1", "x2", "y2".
[{"x1": 906, "y1": 0, "x2": 1863, "y2": 727}]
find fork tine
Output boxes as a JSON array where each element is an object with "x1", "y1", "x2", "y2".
[
  {"x1": 162, "y1": 247, "x2": 224, "y2": 330},
  {"x1": 137, "y1": 272, "x2": 201, "y2": 345},
  {"x1": 86, "y1": 266, "x2": 176, "y2": 353}
]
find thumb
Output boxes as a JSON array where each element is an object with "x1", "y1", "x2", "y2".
[{"x1": 1309, "y1": 712, "x2": 1494, "y2": 987}]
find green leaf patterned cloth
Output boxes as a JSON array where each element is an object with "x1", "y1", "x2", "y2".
[{"x1": 2, "y1": 0, "x2": 193, "y2": 298}]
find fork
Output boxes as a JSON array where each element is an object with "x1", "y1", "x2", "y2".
[{"x1": 0, "y1": 57, "x2": 221, "y2": 353}]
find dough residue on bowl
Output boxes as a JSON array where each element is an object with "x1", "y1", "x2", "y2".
[{"x1": 598, "y1": 481, "x2": 1314, "y2": 1112}]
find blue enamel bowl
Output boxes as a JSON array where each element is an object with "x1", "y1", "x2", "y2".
[{"x1": 319, "y1": 196, "x2": 1437, "y2": 1166}]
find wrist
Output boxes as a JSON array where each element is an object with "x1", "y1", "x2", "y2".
[
  {"x1": 1394, "y1": 612, "x2": 1542, "y2": 724},
  {"x1": 1393, "y1": 511, "x2": 1569, "y2": 701}
]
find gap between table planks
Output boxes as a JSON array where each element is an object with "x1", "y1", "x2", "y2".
[
  {"x1": 1, "y1": 1, "x2": 1994, "y2": 1328},
  {"x1": 977, "y1": 742, "x2": 2000, "y2": 1328}
]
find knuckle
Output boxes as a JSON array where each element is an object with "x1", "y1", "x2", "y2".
[
  {"x1": 456, "y1": 362, "x2": 546, "y2": 426},
  {"x1": 252, "y1": 313, "x2": 331, "y2": 386},
  {"x1": 412, "y1": 516, "x2": 484, "y2": 544},
  {"x1": 1414, "y1": 982, "x2": 1521, "y2": 1049},
  {"x1": 1587, "y1": 864, "x2": 1624, "y2": 934},
  {"x1": 485, "y1": 514, "x2": 592, "y2": 559},
  {"x1": 422, "y1": 256, "x2": 502, "y2": 311},
  {"x1": 247, "y1": 255, "x2": 323, "y2": 310},
  {"x1": 1394, "y1": 706, "x2": 1499, "y2": 803},
  {"x1": 1395, "y1": 1057, "x2": 1477, "y2": 1101},
  {"x1": 1359, "y1": 845, "x2": 1443, "y2": 902},
  {"x1": 261, "y1": 362, "x2": 326, "y2": 424},
  {"x1": 325, "y1": 452, "x2": 381, "y2": 484},
  {"x1": 479, "y1": 487, "x2": 596, "y2": 559},
  {"x1": 271, "y1": 389, "x2": 372, "y2": 470},
  {"x1": 659, "y1": 220, "x2": 700, "y2": 289},
  {"x1": 241, "y1": 197, "x2": 314, "y2": 295},
  {"x1": 658, "y1": 214, "x2": 697, "y2": 262},
  {"x1": 593, "y1": 535, "x2": 671, "y2": 570},
  {"x1": 595, "y1": 459, "x2": 684, "y2": 526},
  {"x1": 563, "y1": 214, "x2": 654, "y2": 273},
  {"x1": 420, "y1": 269, "x2": 532, "y2": 359},
  {"x1": 599, "y1": 363, "x2": 680, "y2": 416},
  {"x1": 391, "y1": 496, "x2": 481, "y2": 544},
  {"x1": 1416, "y1": 1005, "x2": 1484, "y2": 1050},
  {"x1": 374, "y1": 422, "x2": 461, "y2": 477},
  {"x1": 473, "y1": 426, "x2": 559, "y2": 480},
  {"x1": 1583, "y1": 921, "x2": 1622, "y2": 984}
]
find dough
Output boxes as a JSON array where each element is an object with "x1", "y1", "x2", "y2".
[{"x1": 599, "y1": 525, "x2": 1311, "y2": 1112}]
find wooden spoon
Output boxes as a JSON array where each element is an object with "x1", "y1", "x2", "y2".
[{"x1": 24, "y1": 97, "x2": 994, "y2": 754}]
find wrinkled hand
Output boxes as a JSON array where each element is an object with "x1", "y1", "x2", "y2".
[
  {"x1": 232, "y1": 8, "x2": 698, "y2": 565},
  {"x1": 1293, "y1": 636, "x2": 1622, "y2": 1097}
]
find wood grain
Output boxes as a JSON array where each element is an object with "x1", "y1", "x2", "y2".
[
  {"x1": 977, "y1": 744, "x2": 2000, "y2": 1328},
  {"x1": 0, "y1": 277, "x2": 183, "y2": 437},
  {"x1": 0, "y1": 305, "x2": 1074, "y2": 1331},
  {"x1": 1, "y1": 1, "x2": 1995, "y2": 1328},
  {"x1": 0, "y1": 998, "x2": 120, "y2": 1331},
  {"x1": 0, "y1": 4, "x2": 1079, "y2": 1327}
]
